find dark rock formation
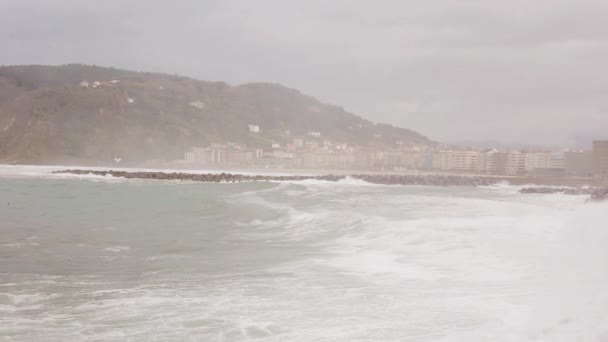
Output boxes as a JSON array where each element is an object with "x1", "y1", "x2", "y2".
[
  {"x1": 52, "y1": 169, "x2": 608, "y2": 202},
  {"x1": 519, "y1": 187, "x2": 595, "y2": 195},
  {"x1": 53, "y1": 169, "x2": 503, "y2": 187},
  {"x1": 589, "y1": 188, "x2": 608, "y2": 202}
]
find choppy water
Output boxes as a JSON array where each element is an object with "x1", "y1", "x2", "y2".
[{"x1": 1, "y1": 166, "x2": 607, "y2": 341}]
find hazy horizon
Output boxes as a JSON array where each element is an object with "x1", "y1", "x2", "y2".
[{"x1": 2, "y1": 0, "x2": 608, "y2": 146}]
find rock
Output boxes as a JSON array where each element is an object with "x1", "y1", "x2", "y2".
[
  {"x1": 589, "y1": 188, "x2": 608, "y2": 202},
  {"x1": 519, "y1": 187, "x2": 595, "y2": 195},
  {"x1": 51, "y1": 169, "x2": 540, "y2": 188}
]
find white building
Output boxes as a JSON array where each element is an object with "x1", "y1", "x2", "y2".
[
  {"x1": 478, "y1": 149, "x2": 508, "y2": 175},
  {"x1": 248, "y1": 124, "x2": 260, "y2": 133},
  {"x1": 127, "y1": 97, "x2": 135, "y2": 104},
  {"x1": 432, "y1": 150, "x2": 479, "y2": 171},
  {"x1": 505, "y1": 150, "x2": 526, "y2": 175},
  {"x1": 308, "y1": 131, "x2": 321, "y2": 137},
  {"x1": 189, "y1": 101, "x2": 206, "y2": 110},
  {"x1": 185, "y1": 148, "x2": 222, "y2": 164},
  {"x1": 549, "y1": 152, "x2": 565, "y2": 169},
  {"x1": 272, "y1": 151, "x2": 294, "y2": 159},
  {"x1": 79, "y1": 81, "x2": 89, "y2": 88},
  {"x1": 525, "y1": 151, "x2": 552, "y2": 172}
]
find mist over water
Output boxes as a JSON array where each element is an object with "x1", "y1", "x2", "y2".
[{"x1": 1, "y1": 167, "x2": 607, "y2": 341}]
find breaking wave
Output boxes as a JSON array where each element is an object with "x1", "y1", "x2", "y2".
[{"x1": 1, "y1": 172, "x2": 606, "y2": 341}]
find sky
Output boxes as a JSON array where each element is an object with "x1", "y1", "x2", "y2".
[{"x1": 1, "y1": 0, "x2": 607, "y2": 146}]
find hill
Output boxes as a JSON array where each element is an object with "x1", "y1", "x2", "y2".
[{"x1": 0, "y1": 64, "x2": 432, "y2": 164}]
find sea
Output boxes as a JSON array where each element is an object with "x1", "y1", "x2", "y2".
[{"x1": 1, "y1": 165, "x2": 607, "y2": 342}]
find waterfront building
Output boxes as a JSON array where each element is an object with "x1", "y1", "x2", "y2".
[
  {"x1": 564, "y1": 151, "x2": 593, "y2": 177},
  {"x1": 593, "y1": 140, "x2": 608, "y2": 177},
  {"x1": 525, "y1": 152, "x2": 551, "y2": 172}
]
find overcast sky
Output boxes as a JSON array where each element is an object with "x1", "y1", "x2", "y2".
[{"x1": 1, "y1": 0, "x2": 607, "y2": 146}]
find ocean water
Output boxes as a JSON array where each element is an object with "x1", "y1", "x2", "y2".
[{"x1": 1, "y1": 166, "x2": 607, "y2": 341}]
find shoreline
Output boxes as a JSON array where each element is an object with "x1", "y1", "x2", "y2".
[{"x1": 51, "y1": 168, "x2": 606, "y2": 188}]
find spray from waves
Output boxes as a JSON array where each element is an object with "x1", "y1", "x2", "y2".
[
  {"x1": 229, "y1": 184, "x2": 365, "y2": 242},
  {"x1": 274, "y1": 176, "x2": 380, "y2": 187},
  {"x1": 419, "y1": 201, "x2": 608, "y2": 342},
  {"x1": 520, "y1": 202, "x2": 608, "y2": 341},
  {"x1": 280, "y1": 182, "x2": 606, "y2": 341}
]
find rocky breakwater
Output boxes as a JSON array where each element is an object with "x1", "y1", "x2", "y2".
[
  {"x1": 519, "y1": 187, "x2": 595, "y2": 195},
  {"x1": 52, "y1": 169, "x2": 318, "y2": 182},
  {"x1": 52, "y1": 169, "x2": 504, "y2": 186},
  {"x1": 589, "y1": 188, "x2": 608, "y2": 202},
  {"x1": 519, "y1": 186, "x2": 608, "y2": 202}
]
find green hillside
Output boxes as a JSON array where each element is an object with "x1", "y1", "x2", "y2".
[{"x1": 0, "y1": 64, "x2": 432, "y2": 164}]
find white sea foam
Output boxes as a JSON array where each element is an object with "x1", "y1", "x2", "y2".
[
  {"x1": 2, "y1": 175, "x2": 606, "y2": 341},
  {"x1": 275, "y1": 176, "x2": 379, "y2": 187},
  {"x1": 104, "y1": 245, "x2": 131, "y2": 253}
]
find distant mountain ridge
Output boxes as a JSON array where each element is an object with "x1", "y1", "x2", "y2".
[{"x1": 0, "y1": 64, "x2": 432, "y2": 164}]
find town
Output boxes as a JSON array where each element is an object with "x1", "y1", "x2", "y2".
[{"x1": 181, "y1": 124, "x2": 608, "y2": 179}]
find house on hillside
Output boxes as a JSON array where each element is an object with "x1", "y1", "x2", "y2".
[
  {"x1": 189, "y1": 101, "x2": 206, "y2": 110},
  {"x1": 248, "y1": 124, "x2": 260, "y2": 133}
]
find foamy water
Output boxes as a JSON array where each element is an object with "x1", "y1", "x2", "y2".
[{"x1": 1, "y1": 166, "x2": 607, "y2": 341}]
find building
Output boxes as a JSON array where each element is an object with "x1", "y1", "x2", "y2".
[
  {"x1": 549, "y1": 152, "x2": 565, "y2": 169},
  {"x1": 255, "y1": 149, "x2": 264, "y2": 159},
  {"x1": 593, "y1": 140, "x2": 608, "y2": 177},
  {"x1": 185, "y1": 148, "x2": 220, "y2": 164},
  {"x1": 420, "y1": 151, "x2": 434, "y2": 170},
  {"x1": 479, "y1": 149, "x2": 508, "y2": 175},
  {"x1": 525, "y1": 152, "x2": 551, "y2": 172},
  {"x1": 400, "y1": 151, "x2": 423, "y2": 169},
  {"x1": 430, "y1": 150, "x2": 479, "y2": 172},
  {"x1": 304, "y1": 140, "x2": 319, "y2": 150},
  {"x1": 454, "y1": 151, "x2": 480, "y2": 172},
  {"x1": 248, "y1": 124, "x2": 260, "y2": 133},
  {"x1": 223, "y1": 150, "x2": 254, "y2": 165},
  {"x1": 271, "y1": 150, "x2": 294, "y2": 159},
  {"x1": 505, "y1": 150, "x2": 526, "y2": 175},
  {"x1": 564, "y1": 151, "x2": 593, "y2": 177},
  {"x1": 189, "y1": 101, "x2": 206, "y2": 110}
]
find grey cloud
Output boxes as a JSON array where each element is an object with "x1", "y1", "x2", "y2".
[{"x1": 1, "y1": 0, "x2": 607, "y2": 145}]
